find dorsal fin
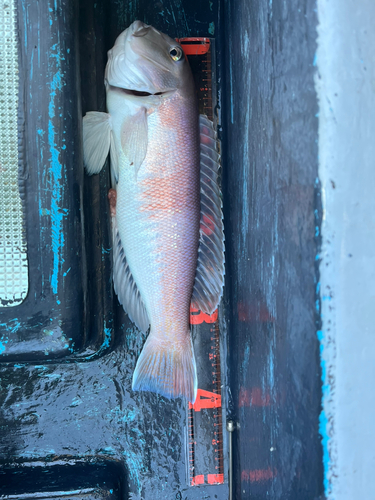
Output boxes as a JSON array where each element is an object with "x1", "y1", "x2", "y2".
[
  {"x1": 112, "y1": 218, "x2": 150, "y2": 332},
  {"x1": 192, "y1": 115, "x2": 225, "y2": 314}
]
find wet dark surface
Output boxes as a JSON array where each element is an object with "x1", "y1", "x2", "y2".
[
  {"x1": 0, "y1": 461, "x2": 125, "y2": 499},
  {"x1": 0, "y1": 0, "x2": 323, "y2": 498},
  {"x1": 221, "y1": 0, "x2": 323, "y2": 498}
]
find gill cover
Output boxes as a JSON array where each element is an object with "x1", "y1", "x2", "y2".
[{"x1": 105, "y1": 20, "x2": 190, "y2": 94}]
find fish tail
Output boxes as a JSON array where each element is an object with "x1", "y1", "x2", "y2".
[{"x1": 132, "y1": 331, "x2": 197, "y2": 403}]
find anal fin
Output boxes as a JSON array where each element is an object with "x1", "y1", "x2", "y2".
[{"x1": 112, "y1": 218, "x2": 150, "y2": 332}]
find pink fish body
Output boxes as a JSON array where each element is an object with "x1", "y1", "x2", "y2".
[{"x1": 83, "y1": 21, "x2": 224, "y2": 403}]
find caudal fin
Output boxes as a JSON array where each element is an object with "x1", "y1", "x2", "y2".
[{"x1": 132, "y1": 332, "x2": 197, "y2": 403}]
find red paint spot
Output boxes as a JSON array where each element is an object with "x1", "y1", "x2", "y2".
[
  {"x1": 241, "y1": 467, "x2": 276, "y2": 482},
  {"x1": 190, "y1": 307, "x2": 218, "y2": 325},
  {"x1": 189, "y1": 389, "x2": 221, "y2": 412},
  {"x1": 239, "y1": 387, "x2": 270, "y2": 407},
  {"x1": 207, "y1": 473, "x2": 224, "y2": 484},
  {"x1": 237, "y1": 301, "x2": 275, "y2": 322},
  {"x1": 191, "y1": 475, "x2": 204, "y2": 486}
]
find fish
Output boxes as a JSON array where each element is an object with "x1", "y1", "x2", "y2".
[{"x1": 82, "y1": 21, "x2": 224, "y2": 403}]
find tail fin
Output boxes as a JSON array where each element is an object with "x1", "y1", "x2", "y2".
[{"x1": 132, "y1": 332, "x2": 197, "y2": 403}]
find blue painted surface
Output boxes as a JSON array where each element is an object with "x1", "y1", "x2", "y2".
[
  {"x1": 316, "y1": 0, "x2": 375, "y2": 497},
  {"x1": 317, "y1": 329, "x2": 331, "y2": 496},
  {"x1": 48, "y1": 40, "x2": 65, "y2": 296}
]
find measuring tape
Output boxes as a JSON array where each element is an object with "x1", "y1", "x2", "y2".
[
  {"x1": 188, "y1": 307, "x2": 224, "y2": 486},
  {"x1": 178, "y1": 37, "x2": 225, "y2": 488}
]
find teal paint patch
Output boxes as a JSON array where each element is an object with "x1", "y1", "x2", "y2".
[
  {"x1": 0, "y1": 318, "x2": 22, "y2": 334},
  {"x1": 48, "y1": 36, "x2": 67, "y2": 296},
  {"x1": 317, "y1": 329, "x2": 331, "y2": 496},
  {"x1": 242, "y1": 343, "x2": 250, "y2": 374},
  {"x1": 84, "y1": 322, "x2": 112, "y2": 361},
  {"x1": 102, "y1": 325, "x2": 112, "y2": 349},
  {"x1": 70, "y1": 396, "x2": 83, "y2": 407},
  {"x1": 268, "y1": 342, "x2": 275, "y2": 394},
  {"x1": 0, "y1": 342, "x2": 5, "y2": 354},
  {"x1": 98, "y1": 446, "x2": 115, "y2": 456},
  {"x1": 208, "y1": 21, "x2": 215, "y2": 35},
  {"x1": 123, "y1": 448, "x2": 145, "y2": 493}
]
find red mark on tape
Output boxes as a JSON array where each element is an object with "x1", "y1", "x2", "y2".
[
  {"x1": 189, "y1": 389, "x2": 221, "y2": 412},
  {"x1": 207, "y1": 473, "x2": 224, "y2": 484},
  {"x1": 191, "y1": 474, "x2": 224, "y2": 486},
  {"x1": 177, "y1": 37, "x2": 211, "y2": 56},
  {"x1": 190, "y1": 307, "x2": 218, "y2": 325},
  {"x1": 191, "y1": 475, "x2": 204, "y2": 486}
]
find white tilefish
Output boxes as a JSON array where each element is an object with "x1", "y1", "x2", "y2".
[{"x1": 83, "y1": 21, "x2": 224, "y2": 403}]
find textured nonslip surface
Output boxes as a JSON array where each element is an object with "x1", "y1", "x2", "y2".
[{"x1": 0, "y1": 0, "x2": 28, "y2": 306}]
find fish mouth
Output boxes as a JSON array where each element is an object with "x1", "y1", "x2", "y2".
[
  {"x1": 108, "y1": 83, "x2": 175, "y2": 98},
  {"x1": 121, "y1": 88, "x2": 167, "y2": 97},
  {"x1": 106, "y1": 79, "x2": 176, "y2": 99}
]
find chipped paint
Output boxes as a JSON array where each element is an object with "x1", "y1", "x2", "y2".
[{"x1": 48, "y1": 40, "x2": 65, "y2": 296}]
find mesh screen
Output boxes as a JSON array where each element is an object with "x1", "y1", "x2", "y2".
[{"x1": 0, "y1": 0, "x2": 28, "y2": 306}]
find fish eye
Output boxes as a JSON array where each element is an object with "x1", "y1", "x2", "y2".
[{"x1": 169, "y1": 46, "x2": 183, "y2": 61}]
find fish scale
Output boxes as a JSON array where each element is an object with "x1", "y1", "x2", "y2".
[{"x1": 114, "y1": 97, "x2": 200, "y2": 335}]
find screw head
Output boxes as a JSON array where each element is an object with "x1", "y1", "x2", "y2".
[{"x1": 227, "y1": 420, "x2": 235, "y2": 432}]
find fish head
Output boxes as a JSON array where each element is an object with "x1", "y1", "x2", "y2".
[{"x1": 105, "y1": 21, "x2": 193, "y2": 96}]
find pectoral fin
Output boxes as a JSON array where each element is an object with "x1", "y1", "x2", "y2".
[
  {"x1": 192, "y1": 115, "x2": 225, "y2": 314},
  {"x1": 121, "y1": 107, "x2": 148, "y2": 177},
  {"x1": 83, "y1": 111, "x2": 111, "y2": 175}
]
